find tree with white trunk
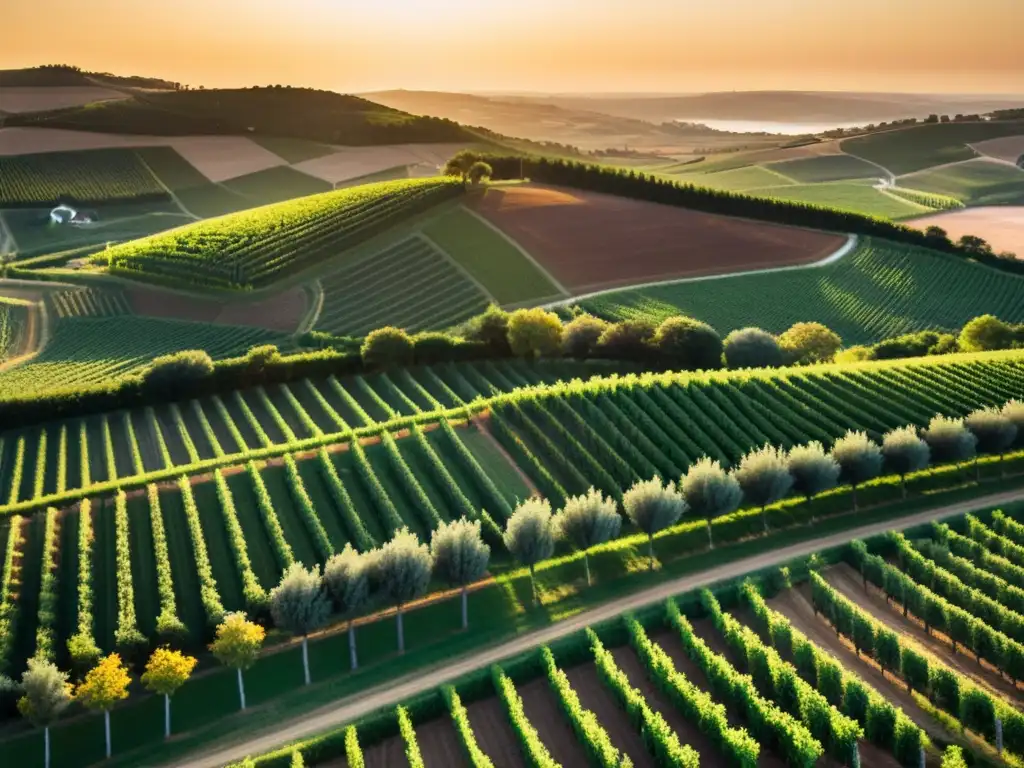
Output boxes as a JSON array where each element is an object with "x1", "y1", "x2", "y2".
[
  {"x1": 881, "y1": 426, "x2": 930, "y2": 497},
  {"x1": 18, "y1": 657, "x2": 72, "y2": 768},
  {"x1": 430, "y1": 518, "x2": 490, "y2": 629},
  {"x1": 210, "y1": 612, "x2": 265, "y2": 711},
  {"x1": 733, "y1": 445, "x2": 793, "y2": 531},
  {"x1": 786, "y1": 441, "x2": 841, "y2": 502},
  {"x1": 966, "y1": 407, "x2": 1018, "y2": 477},
  {"x1": 554, "y1": 488, "x2": 621, "y2": 585},
  {"x1": 622, "y1": 477, "x2": 686, "y2": 569},
  {"x1": 504, "y1": 499, "x2": 557, "y2": 605},
  {"x1": 324, "y1": 544, "x2": 372, "y2": 670},
  {"x1": 830, "y1": 431, "x2": 884, "y2": 510},
  {"x1": 371, "y1": 528, "x2": 432, "y2": 653},
  {"x1": 75, "y1": 653, "x2": 131, "y2": 759},
  {"x1": 140, "y1": 647, "x2": 197, "y2": 738},
  {"x1": 680, "y1": 458, "x2": 742, "y2": 548},
  {"x1": 270, "y1": 563, "x2": 332, "y2": 686}
]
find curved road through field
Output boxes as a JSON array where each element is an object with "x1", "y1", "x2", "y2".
[{"x1": 176, "y1": 485, "x2": 1024, "y2": 768}]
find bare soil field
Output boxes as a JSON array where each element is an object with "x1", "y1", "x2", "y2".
[
  {"x1": 124, "y1": 285, "x2": 307, "y2": 332},
  {"x1": 0, "y1": 86, "x2": 125, "y2": 114},
  {"x1": 971, "y1": 136, "x2": 1024, "y2": 164},
  {"x1": 464, "y1": 695, "x2": 527, "y2": 768},
  {"x1": 908, "y1": 206, "x2": 1024, "y2": 258},
  {"x1": 415, "y1": 716, "x2": 469, "y2": 768},
  {"x1": 564, "y1": 662, "x2": 654, "y2": 767},
  {"x1": 824, "y1": 563, "x2": 1023, "y2": 703},
  {"x1": 293, "y1": 143, "x2": 469, "y2": 184},
  {"x1": 517, "y1": 677, "x2": 591, "y2": 766},
  {"x1": 0, "y1": 128, "x2": 284, "y2": 182},
  {"x1": 472, "y1": 184, "x2": 847, "y2": 292}
]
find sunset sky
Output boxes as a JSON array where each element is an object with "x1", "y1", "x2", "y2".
[{"x1": 3, "y1": 0, "x2": 1022, "y2": 94}]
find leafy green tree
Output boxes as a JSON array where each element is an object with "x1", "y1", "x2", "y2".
[
  {"x1": 723, "y1": 327, "x2": 784, "y2": 369},
  {"x1": 881, "y1": 426, "x2": 930, "y2": 497},
  {"x1": 504, "y1": 499, "x2": 557, "y2": 605},
  {"x1": 361, "y1": 327, "x2": 414, "y2": 369},
  {"x1": 653, "y1": 316, "x2": 723, "y2": 370},
  {"x1": 270, "y1": 563, "x2": 332, "y2": 685},
  {"x1": 560, "y1": 313, "x2": 609, "y2": 358},
  {"x1": 1004, "y1": 400, "x2": 1024, "y2": 447},
  {"x1": 622, "y1": 478, "x2": 686, "y2": 569},
  {"x1": 507, "y1": 308, "x2": 562, "y2": 359},
  {"x1": 595, "y1": 319, "x2": 656, "y2": 362},
  {"x1": 467, "y1": 161, "x2": 493, "y2": 185},
  {"x1": 923, "y1": 225, "x2": 950, "y2": 248},
  {"x1": 965, "y1": 407, "x2": 1018, "y2": 476},
  {"x1": 959, "y1": 314, "x2": 1014, "y2": 352},
  {"x1": 18, "y1": 658, "x2": 72, "y2": 768},
  {"x1": 554, "y1": 488, "x2": 621, "y2": 585},
  {"x1": 371, "y1": 528, "x2": 433, "y2": 653},
  {"x1": 786, "y1": 441, "x2": 840, "y2": 501},
  {"x1": 140, "y1": 647, "x2": 197, "y2": 738},
  {"x1": 958, "y1": 234, "x2": 993, "y2": 255},
  {"x1": 324, "y1": 544, "x2": 372, "y2": 670},
  {"x1": 210, "y1": 612, "x2": 265, "y2": 711},
  {"x1": 679, "y1": 457, "x2": 741, "y2": 548},
  {"x1": 463, "y1": 305, "x2": 511, "y2": 355},
  {"x1": 830, "y1": 431, "x2": 883, "y2": 510},
  {"x1": 443, "y1": 150, "x2": 479, "y2": 181},
  {"x1": 778, "y1": 322, "x2": 842, "y2": 364},
  {"x1": 431, "y1": 519, "x2": 490, "y2": 628},
  {"x1": 76, "y1": 654, "x2": 131, "y2": 759},
  {"x1": 733, "y1": 445, "x2": 793, "y2": 531},
  {"x1": 923, "y1": 415, "x2": 977, "y2": 467}
]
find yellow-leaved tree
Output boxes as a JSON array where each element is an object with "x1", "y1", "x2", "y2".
[
  {"x1": 210, "y1": 612, "x2": 265, "y2": 711},
  {"x1": 141, "y1": 647, "x2": 198, "y2": 738},
  {"x1": 76, "y1": 654, "x2": 131, "y2": 759}
]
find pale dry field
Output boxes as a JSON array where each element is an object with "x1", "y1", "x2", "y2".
[
  {"x1": 909, "y1": 205, "x2": 1024, "y2": 257},
  {"x1": 971, "y1": 135, "x2": 1024, "y2": 164},
  {"x1": 0, "y1": 86, "x2": 125, "y2": 113},
  {"x1": 295, "y1": 142, "x2": 470, "y2": 183},
  {"x1": 0, "y1": 128, "x2": 286, "y2": 182}
]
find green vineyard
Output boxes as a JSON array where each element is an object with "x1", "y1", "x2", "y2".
[
  {"x1": 47, "y1": 288, "x2": 132, "y2": 319},
  {"x1": 314, "y1": 235, "x2": 491, "y2": 336},
  {"x1": 0, "y1": 149, "x2": 168, "y2": 207},
  {"x1": 0, "y1": 316, "x2": 291, "y2": 398},
  {"x1": 97, "y1": 178, "x2": 465, "y2": 289},
  {"x1": 0, "y1": 301, "x2": 30, "y2": 363},
  {"x1": 578, "y1": 238, "x2": 1024, "y2": 343}
]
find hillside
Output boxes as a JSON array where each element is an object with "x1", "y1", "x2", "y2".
[
  {"x1": 0, "y1": 64, "x2": 178, "y2": 90},
  {"x1": 5, "y1": 86, "x2": 478, "y2": 146}
]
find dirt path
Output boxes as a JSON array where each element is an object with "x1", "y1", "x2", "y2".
[
  {"x1": 824, "y1": 563, "x2": 1023, "y2": 703},
  {"x1": 173, "y1": 486, "x2": 1024, "y2": 768}
]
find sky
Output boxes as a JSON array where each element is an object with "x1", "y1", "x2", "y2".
[{"x1": 3, "y1": 0, "x2": 1023, "y2": 94}]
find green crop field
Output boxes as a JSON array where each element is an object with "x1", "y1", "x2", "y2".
[
  {"x1": 314, "y1": 235, "x2": 490, "y2": 336},
  {"x1": 97, "y1": 178, "x2": 465, "y2": 289},
  {"x1": 898, "y1": 158, "x2": 1024, "y2": 206},
  {"x1": 0, "y1": 317, "x2": 291, "y2": 398},
  {"x1": 221, "y1": 166, "x2": 332, "y2": 208},
  {"x1": 422, "y1": 205, "x2": 563, "y2": 304},
  {"x1": 746, "y1": 180, "x2": 932, "y2": 219},
  {"x1": 47, "y1": 288, "x2": 132, "y2": 319},
  {"x1": 764, "y1": 153, "x2": 883, "y2": 183},
  {"x1": 681, "y1": 164, "x2": 796, "y2": 191},
  {"x1": 0, "y1": 149, "x2": 167, "y2": 207},
  {"x1": 0, "y1": 300, "x2": 31, "y2": 363},
  {"x1": 578, "y1": 238, "x2": 1024, "y2": 343},
  {"x1": 249, "y1": 136, "x2": 337, "y2": 164},
  {"x1": 841, "y1": 120, "x2": 1024, "y2": 176},
  {"x1": 133, "y1": 146, "x2": 251, "y2": 219}
]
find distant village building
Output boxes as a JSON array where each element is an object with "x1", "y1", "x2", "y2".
[{"x1": 49, "y1": 205, "x2": 93, "y2": 225}]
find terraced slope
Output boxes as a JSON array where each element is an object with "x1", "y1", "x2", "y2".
[{"x1": 576, "y1": 238, "x2": 1024, "y2": 344}]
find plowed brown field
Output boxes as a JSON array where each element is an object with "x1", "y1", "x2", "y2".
[
  {"x1": 125, "y1": 285, "x2": 307, "y2": 332},
  {"x1": 908, "y1": 206, "x2": 1024, "y2": 259},
  {"x1": 472, "y1": 184, "x2": 846, "y2": 292}
]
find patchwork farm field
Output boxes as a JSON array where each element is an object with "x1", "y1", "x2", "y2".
[
  {"x1": 898, "y1": 159, "x2": 1024, "y2": 206},
  {"x1": 750, "y1": 181, "x2": 933, "y2": 220},
  {"x1": 473, "y1": 184, "x2": 847, "y2": 292},
  {"x1": 577, "y1": 238, "x2": 1024, "y2": 343}
]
